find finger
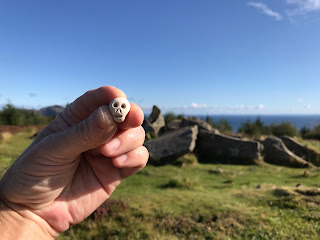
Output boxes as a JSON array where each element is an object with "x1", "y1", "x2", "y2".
[
  {"x1": 39, "y1": 105, "x2": 117, "y2": 159},
  {"x1": 117, "y1": 103, "x2": 144, "y2": 130},
  {"x1": 58, "y1": 86, "x2": 126, "y2": 128},
  {"x1": 112, "y1": 146, "x2": 149, "y2": 178},
  {"x1": 99, "y1": 126, "x2": 145, "y2": 158}
]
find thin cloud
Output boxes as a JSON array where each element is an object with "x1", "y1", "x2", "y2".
[
  {"x1": 286, "y1": 0, "x2": 320, "y2": 15},
  {"x1": 190, "y1": 103, "x2": 208, "y2": 109},
  {"x1": 297, "y1": 97, "x2": 304, "y2": 103},
  {"x1": 256, "y1": 104, "x2": 265, "y2": 110},
  {"x1": 248, "y1": 2, "x2": 283, "y2": 20},
  {"x1": 29, "y1": 92, "x2": 37, "y2": 97}
]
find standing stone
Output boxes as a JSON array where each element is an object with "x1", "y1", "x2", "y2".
[
  {"x1": 196, "y1": 130, "x2": 263, "y2": 164},
  {"x1": 142, "y1": 105, "x2": 165, "y2": 137},
  {"x1": 144, "y1": 125, "x2": 198, "y2": 165},
  {"x1": 263, "y1": 137, "x2": 312, "y2": 168}
]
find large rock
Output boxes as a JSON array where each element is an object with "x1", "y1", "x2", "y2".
[
  {"x1": 180, "y1": 117, "x2": 219, "y2": 133},
  {"x1": 142, "y1": 105, "x2": 165, "y2": 136},
  {"x1": 280, "y1": 136, "x2": 320, "y2": 166},
  {"x1": 280, "y1": 136, "x2": 309, "y2": 159},
  {"x1": 196, "y1": 130, "x2": 263, "y2": 164},
  {"x1": 144, "y1": 125, "x2": 198, "y2": 165},
  {"x1": 263, "y1": 137, "x2": 312, "y2": 168}
]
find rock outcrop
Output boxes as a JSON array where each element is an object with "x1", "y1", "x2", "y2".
[
  {"x1": 144, "y1": 125, "x2": 198, "y2": 165},
  {"x1": 280, "y1": 136, "x2": 320, "y2": 166},
  {"x1": 166, "y1": 119, "x2": 182, "y2": 131},
  {"x1": 196, "y1": 130, "x2": 263, "y2": 165},
  {"x1": 263, "y1": 137, "x2": 312, "y2": 168},
  {"x1": 280, "y1": 136, "x2": 309, "y2": 159},
  {"x1": 142, "y1": 105, "x2": 165, "y2": 136},
  {"x1": 180, "y1": 117, "x2": 219, "y2": 133}
]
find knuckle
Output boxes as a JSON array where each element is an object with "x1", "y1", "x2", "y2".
[
  {"x1": 76, "y1": 120, "x2": 94, "y2": 146},
  {"x1": 138, "y1": 146, "x2": 149, "y2": 167}
]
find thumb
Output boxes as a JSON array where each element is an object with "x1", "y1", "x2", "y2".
[{"x1": 40, "y1": 105, "x2": 117, "y2": 159}]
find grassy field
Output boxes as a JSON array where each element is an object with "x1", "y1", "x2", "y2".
[{"x1": 1, "y1": 129, "x2": 320, "y2": 239}]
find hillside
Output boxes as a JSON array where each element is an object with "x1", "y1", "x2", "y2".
[{"x1": 0, "y1": 128, "x2": 319, "y2": 239}]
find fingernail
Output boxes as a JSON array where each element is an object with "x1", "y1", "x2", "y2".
[
  {"x1": 116, "y1": 154, "x2": 128, "y2": 164},
  {"x1": 105, "y1": 138, "x2": 121, "y2": 152}
]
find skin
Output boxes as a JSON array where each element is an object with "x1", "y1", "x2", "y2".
[{"x1": 0, "y1": 86, "x2": 149, "y2": 239}]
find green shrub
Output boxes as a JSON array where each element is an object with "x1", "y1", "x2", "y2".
[
  {"x1": 239, "y1": 118, "x2": 298, "y2": 138},
  {"x1": 270, "y1": 122, "x2": 298, "y2": 137},
  {"x1": 161, "y1": 176, "x2": 200, "y2": 190},
  {"x1": 217, "y1": 118, "x2": 232, "y2": 133},
  {"x1": 0, "y1": 103, "x2": 52, "y2": 126},
  {"x1": 164, "y1": 112, "x2": 177, "y2": 125},
  {"x1": 303, "y1": 124, "x2": 320, "y2": 140},
  {"x1": 238, "y1": 118, "x2": 264, "y2": 137},
  {"x1": 205, "y1": 115, "x2": 217, "y2": 128},
  {"x1": 174, "y1": 153, "x2": 198, "y2": 167}
]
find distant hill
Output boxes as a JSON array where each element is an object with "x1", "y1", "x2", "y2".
[{"x1": 39, "y1": 105, "x2": 64, "y2": 117}]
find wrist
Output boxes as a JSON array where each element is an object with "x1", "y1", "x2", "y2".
[{"x1": 0, "y1": 198, "x2": 56, "y2": 240}]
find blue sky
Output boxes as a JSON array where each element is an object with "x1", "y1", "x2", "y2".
[{"x1": 0, "y1": 0, "x2": 320, "y2": 115}]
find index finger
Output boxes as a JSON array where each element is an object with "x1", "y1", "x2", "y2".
[{"x1": 66, "y1": 86, "x2": 126, "y2": 121}]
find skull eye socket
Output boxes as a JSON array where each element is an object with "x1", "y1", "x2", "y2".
[
  {"x1": 121, "y1": 103, "x2": 126, "y2": 109},
  {"x1": 113, "y1": 102, "x2": 119, "y2": 108}
]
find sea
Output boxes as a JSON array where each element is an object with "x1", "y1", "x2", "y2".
[{"x1": 196, "y1": 115, "x2": 320, "y2": 133}]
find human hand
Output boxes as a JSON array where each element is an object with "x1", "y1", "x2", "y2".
[{"x1": 0, "y1": 86, "x2": 148, "y2": 239}]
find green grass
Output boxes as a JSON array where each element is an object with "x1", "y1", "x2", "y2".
[
  {"x1": 0, "y1": 127, "x2": 34, "y2": 175},
  {"x1": 298, "y1": 138, "x2": 320, "y2": 153},
  {"x1": 1, "y1": 130, "x2": 320, "y2": 239}
]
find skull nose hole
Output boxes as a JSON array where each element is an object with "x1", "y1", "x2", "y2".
[
  {"x1": 121, "y1": 103, "x2": 127, "y2": 109},
  {"x1": 113, "y1": 102, "x2": 119, "y2": 108}
]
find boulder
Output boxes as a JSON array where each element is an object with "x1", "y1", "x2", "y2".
[
  {"x1": 142, "y1": 105, "x2": 165, "y2": 136},
  {"x1": 159, "y1": 119, "x2": 183, "y2": 136},
  {"x1": 280, "y1": 136, "x2": 309, "y2": 159},
  {"x1": 180, "y1": 117, "x2": 219, "y2": 133},
  {"x1": 196, "y1": 130, "x2": 263, "y2": 165},
  {"x1": 280, "y1": 136, "x2": 320, "y2": 166},
  {"x1": 144, "y1": 125, "x2": 198, "y2": 165},
  {"x1": 263, "y1": 137, "x2": 312, "y2": 168},
  {"x1": 166, "y1": 119, "x2": 182, "y2": 131}
]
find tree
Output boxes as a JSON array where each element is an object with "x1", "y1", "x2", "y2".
[{"x1": 0, "y1": 103, "x2": 24, "y2": 125}]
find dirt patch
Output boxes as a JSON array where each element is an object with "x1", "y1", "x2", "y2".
[
  {"x1": 0, "y1": 125, "x2": 47, "y2": 139},
  {"x1": 0, "y1": 125, "x2": 25, "y2": 134},
  {"x1": 0, "y1": 131, "x2": 12, "y2": 140}
]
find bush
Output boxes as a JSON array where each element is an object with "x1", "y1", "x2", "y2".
[
  {"x1": 0, "y1": 103, "x2": 52, "y2": 126},
  {"x1": 303, "y1": 124, "x2": 320, "y2": 140},
  {"x1": 270, "y1": 122, "x2": 298, "y2": 137},
  {"x1": 300, "y1": 126, "x2": 311, "y2": 138},
  {"x1": 161, "y1": 176, "x2": 200, "y2": 190},
  {"x1": 173, "y1": 153, "x2": 198, "y2": 167},
  {"x1": 217, "y1": 118, "x2": 232, "y2": 133},
  {"x1": 205, "y1": 116, "x2": 232, "y2": 133},
  {"x1": 0, "y1": 104, "x2": 24, "y2": 125},
  {"x1": 164, "y1": 112, "x2": 184, "y2": 125},
  {"x1": 205, "y1": 115, "x2": 217, "y2": 128},
  {"x1": 238, "y1": 117, "x2": 264, "y2": 138},
  {"x1": 238, "y1": 118, "x2": 298, "y2": 138}
]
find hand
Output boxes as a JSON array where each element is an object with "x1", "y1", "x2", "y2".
[{"x1": 0, "y1": 86, "x2": 149, "y2": 239}]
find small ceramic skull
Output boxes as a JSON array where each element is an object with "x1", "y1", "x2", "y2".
[{"x1": 109, "y1": 97, "x2": 131, "y2": 123}]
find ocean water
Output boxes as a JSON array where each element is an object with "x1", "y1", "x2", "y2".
[{"x1": 197, "y1": 115, "x2": 320, "y2": 133}]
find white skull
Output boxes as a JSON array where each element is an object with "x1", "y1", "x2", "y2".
[{"x1": 109, "y1": 97, "x2": 131, "y2": 123}]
